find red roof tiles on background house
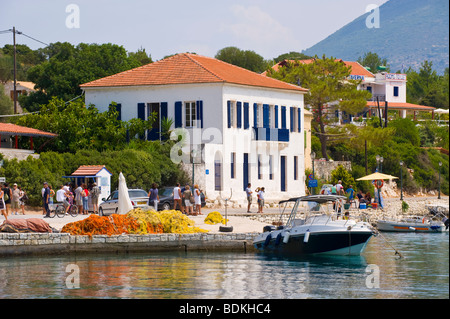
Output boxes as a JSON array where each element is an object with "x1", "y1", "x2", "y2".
[
  {"x1": 71, "y1": 165, "x2": 110, "y2": 176},
  {"x1": 80, "y1": 53, "x2": 307, "y2": 92},
  {"x1": 0, "y1": 123, "x2": 57, "y2": 138}
]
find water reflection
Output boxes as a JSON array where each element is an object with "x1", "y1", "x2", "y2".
[{"x1": 0, "y1": 233, "x2": 447, "y2": 299}]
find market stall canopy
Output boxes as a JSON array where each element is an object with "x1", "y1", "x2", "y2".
[{"x1": 356, "y1": 172, "x2": 398, "y2": 181}]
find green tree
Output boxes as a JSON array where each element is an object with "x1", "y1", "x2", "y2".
[
  {"x1": 128, "y1": 47, "x2": 153, "y2": 65},
  {"x1": 273, "y1": 52, "x2": 311, "y2": 64},
  {"x1": 20, "y1": 42, "x2": 142, "y2": 111},
  {"x1": 406, "y1": 61, "x2": 448, "y2": 108},
  {"x1": 13, "y1": 98, "x2": 153, "y2": 153},
  {"x1": 357, "y1": 52, "x2": 389, "y2": 73},
  {"x1": 0, "y1": 83, "x2": 13, "y2": 115},
  {"x1": 267, "y1": 55, "x2": 371, "y2": 160},
  {"x1": 215, "y1": 47, "x2": 268, "y2": 73},
  {"x1": 330, "y1": 165, "x2": 355, "y2": 191}
]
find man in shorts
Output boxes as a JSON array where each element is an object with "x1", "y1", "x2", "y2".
[
  {"x1": 11, "y1": 183, "x2": 21, "y2": 215},
  {"x1": 245, "y1": 183, "x2": 252, "y2": 213}
]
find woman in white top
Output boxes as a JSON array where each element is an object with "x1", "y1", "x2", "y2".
[
  {"x1": 193, "y1": 184, "x2": 202, "y2": 215},
  {"x1": 257, "y1": 187, "x2": 265, "y2": 214},
  {"x1": 173, "y1": 183, "x2": 182, "y2": 213}
]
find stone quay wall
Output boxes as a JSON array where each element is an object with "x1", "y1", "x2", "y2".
[{"x1": 0, "y1": 232, "x2": 259, "y2": 257}]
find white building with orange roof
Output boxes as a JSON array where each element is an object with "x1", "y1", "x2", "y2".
[{"x1": 81, "y1": 53, "x2": 308, "y2": 203}]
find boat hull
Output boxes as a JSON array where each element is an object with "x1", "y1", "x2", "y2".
[
  {"x1": 254, "y1": 231, "x2": 373, "y2": 256},
  {"x1": 377, "y1": 220, "x2": 445, "y2": 232}
]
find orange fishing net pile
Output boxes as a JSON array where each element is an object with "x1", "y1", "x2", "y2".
[
  {"x1": 61, "y1": 214, "x2": 163, "y2": 238},
  {"x1": 60, "y1": 208, "x2": 207, "y2": 237}
]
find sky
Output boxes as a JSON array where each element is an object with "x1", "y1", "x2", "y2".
[{"x1": 0, "y1": 0, "x2": 389, "y2": 61}]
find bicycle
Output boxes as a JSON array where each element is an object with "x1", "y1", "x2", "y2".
[{"x1": 51, "y1": 201, "x2": 78, "y2": 218}]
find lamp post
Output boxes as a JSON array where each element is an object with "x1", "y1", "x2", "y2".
[
  {"x1": 438, "y1": 161, "x2": 442, "y2": 199},
  {"x1": 400, "y1": 161, "x2": 404, "y2": 201},
  {"x1": 380, "y1": 157, "x2": 384, "y2": 173},
  {"x1": 376, "y1": 155, "x2": 380, "y2": 172},
  {"x1": 311, "y1": 151, "x2": 316, "y2": 195}
]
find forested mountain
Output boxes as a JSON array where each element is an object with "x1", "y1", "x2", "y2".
[{"x1": 302, "y1": 0, "x2": 449, "y2": 73}]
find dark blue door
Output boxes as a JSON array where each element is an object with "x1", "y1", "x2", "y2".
[
  {"x1": 243, "y1": 153, "x2": 249, "y2": 191},
  {"x1": 281, "y1": 156, "x2": 286, "y2": 192}
]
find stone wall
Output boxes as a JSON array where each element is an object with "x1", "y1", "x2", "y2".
[
  {"x1": 0, "y1": 232, "x2": 258, "y2": 256},
  {"x1": 313, "y1": 160, "x2": 351, "y2": 181}
]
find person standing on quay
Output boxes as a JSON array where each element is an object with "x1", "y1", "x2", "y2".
[
  {"x1": 2, "y1": 183, "x2": 12, "y2": 217},
  {"x1": 0, "y1": 187, "x2": 7, "y2": 220},
  {"x1": 193, "y1": 184, "x2": 202, "y2": 215},
  {"x1": 43, "y1": 182, "x2": 51, "y2": 218},
  {"x1": 90, "y1": 183, "x2": 100, "y2": 214},
  {"x1": 257, "y1": 187, "x2": 265, "y2": 214},
  {"x1": 173, "y1": 183, "x2": 182, "y2": 213},
  {"x1": 148, "y1": 183, "x2": 159, "y2": 211},
  {"x1": 11, "y1": 183, "x2": 21, "y2": 215},
  {"x1": 74, "y1": 184, "x2": 83, "y2": 215},
  {"x1": 81, "y1": 184, "x2": 90, "y2": 215},
  {"x1": 183, "y1": 185, "x2": 193, "y2": 215},
  {"x1": 245, "y1": 183, "x2": 253, "y2": 213}
]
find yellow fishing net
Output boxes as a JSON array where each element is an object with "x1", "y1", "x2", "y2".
[
  {"x1": 61, "y1": 208, "x2": 208, "y2": 237},
  {"x1": 204, "y1": 211, "x2": 228, "y2": 225}
]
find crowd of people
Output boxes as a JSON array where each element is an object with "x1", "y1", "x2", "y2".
[
  {"x1": 0, "y1": 183, "x2": 28, "y2": 220},
  {"x1": 41, "y1": 182, "x2": 101, "y2": 218},
  {"x1": 152, "y1": 183, "x2": 203, "y2": 216}
]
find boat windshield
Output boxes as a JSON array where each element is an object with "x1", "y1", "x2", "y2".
[{"x1": 281, "y1": 195, "x2": 347, "y2": 227}]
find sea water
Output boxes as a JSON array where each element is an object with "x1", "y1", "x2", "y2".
[{"x1": 0, "y1": 232, "x2": 447, "y2": 299}]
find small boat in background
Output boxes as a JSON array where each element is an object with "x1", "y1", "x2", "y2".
[
  {"x1": 253, "y1": 195, "x2": 374, "y2": 256},
  {"x1": 376, "y1": 217, "x2": 447, "y2": 233}
]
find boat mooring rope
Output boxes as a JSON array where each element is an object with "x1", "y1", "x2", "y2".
[{"x1": 372, "y1": 228, "x2": 404, "y2": 259}]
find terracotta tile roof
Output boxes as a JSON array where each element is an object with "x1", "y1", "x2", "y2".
[
  {"x1": 80, "y1": 53, "x2": 307, "y2": 92},
  {"x1": 367, "y1": 101, "x2": 435, "y2": 111},
  {"x1": 264, "y1": 59, "x2": 375, "y2": 78},
  {"x1": 71, "y1": 165, "x2": 111, "y2": 176},
  {"x1": 0, "y1": 123, "x2": 57, "y2": 138}
]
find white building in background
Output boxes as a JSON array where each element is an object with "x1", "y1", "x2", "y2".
[
  {"x1": 81, "y1": 53, "x2": 308, "y2": 203},
  {"x1": 268, "y1": 59, "x2": 436, "y2": 122}
]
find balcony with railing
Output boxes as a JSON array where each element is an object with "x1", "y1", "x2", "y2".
[
  {"x1": 367, "y1": 94, "x2": 386, "y2": 102},
  {"x1": 253, "y1": 127, "x2": 290, "y2": 142}
]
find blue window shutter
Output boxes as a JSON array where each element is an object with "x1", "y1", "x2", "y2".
[
  {"x1": 175, "y1": 101, "x2": 182, "y2": 128},
  {"x1": 281, "y1": 106, "x2": 286, "y2": 129},
  {"x1": 275, "y1": 105, "x2": 279, "y2": 128},
  {"x1": 227, "y1": 101, "x2": 231, "y2": 128},
  {"x1": 111, "y1": 103, "x2": 122, "y2": 121},
  {"x1": 263, "y1": 104, "x2": 269, "y2": 128},
  {"x1": 236, "y1": 101, "x2": 242, "y2": 128},
  {"x1": 137, "y1": 103, "x2": 145, "y2": 120},
  {"x1": 161, "y1": 102, "x2": 168, "y2": 120},
  {"x1": 297, "y1": 108, "x2": 301, "y2": 132},
  {"x1": 253, "y1": 103, "x2": 258, "y2": 128},
  {"x1": 137, "y1": 103, "x2": 146, "y2": 140},
  {"x1": 196, "y1": 100, "x2": 203, "y2": 128},
  {"x1": 243, "y1": 102, "x2": 249, "y2": 129},
  {"x1": 290, "y1": 107, "x2": 294, "y2": 132}
]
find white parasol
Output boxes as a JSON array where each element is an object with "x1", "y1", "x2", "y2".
[
  {"x1": 356, "y1": 172, "x2": 398, "y2": 181},
  {"x1": 118, "y1": 172, "x2": 133, "y2": 214}
]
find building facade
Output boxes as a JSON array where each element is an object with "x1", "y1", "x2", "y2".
[{"x1": 81, "y1": 53, "x2": 308, "y2": 203}]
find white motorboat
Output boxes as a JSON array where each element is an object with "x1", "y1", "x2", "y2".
[{"x1": 253, "y1": 195, "x2": 374, "y2": 256}]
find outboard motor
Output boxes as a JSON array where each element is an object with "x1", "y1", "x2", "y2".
[{"x1": 443, "y1": 217, "x2": 449, "y2": 231}]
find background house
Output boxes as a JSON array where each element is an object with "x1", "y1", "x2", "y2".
[{"x1": 81, "y1": 53, "x2": 308, "y2": 203}]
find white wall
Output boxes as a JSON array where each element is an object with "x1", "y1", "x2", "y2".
[{"x1": 84, "y1": 83, "x2": 307, "y2": 204}]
